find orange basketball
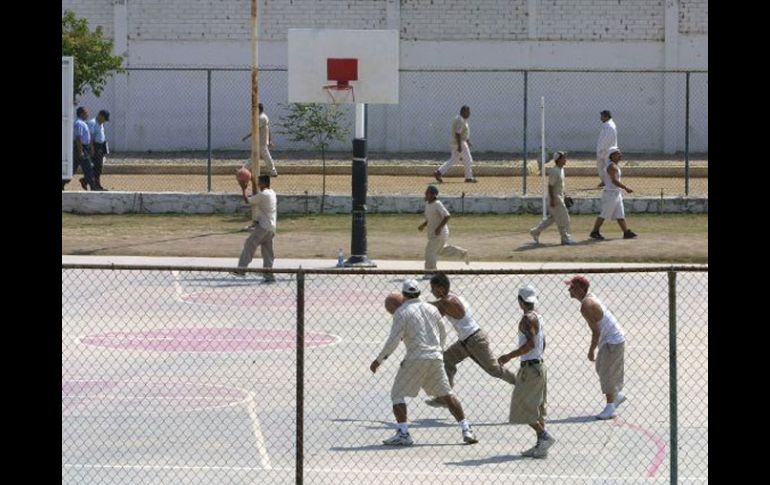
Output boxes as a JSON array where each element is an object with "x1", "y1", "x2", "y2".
[{"x1": 385, "y1": 292, "x2": 405, "y2": 315}]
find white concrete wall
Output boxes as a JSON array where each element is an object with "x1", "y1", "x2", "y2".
[{"x1": 64, "y1": 0, "x2": 708, "y2": 153}]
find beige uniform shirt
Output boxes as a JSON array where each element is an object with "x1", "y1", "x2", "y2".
[
  {"x1": 248, "y1": 188, "x2": 277, "y2": 231},
  {"x1": 548, "y1": 166, "x2": 565, "y2": 198},
  {"x1": 259, "y1": 113, "x2": 270, "y2": 147},
  {"x1": 424, "y1": 200, "x2": 450, "y2": 238},
  {"x1": 451, "y1": 115, "x2": 469, "y2": 144},
  {"x1": 376, "y1": 299, "x2": 447, "y2": 362}
]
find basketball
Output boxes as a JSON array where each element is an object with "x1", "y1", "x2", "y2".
[
  {"x1": 236, "y1": 167, "x2": 252, "y2": 187},
  {"x1": 385, "y1": 292, "x2": 405, "y2": 315}
]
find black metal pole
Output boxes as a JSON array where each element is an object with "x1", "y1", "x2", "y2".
[
  {"x1": 668, "y1": 271, "x2": 678, "y2": 485},
  {"x1": 523, "y1": 71, "x2": 528, "y2": 195},
  {"x1": 296, "y1": 269, "x2": 304, "y2": 485},
  {"x1": 346, "y1": 104, "x2": 376, "y2": 267}
]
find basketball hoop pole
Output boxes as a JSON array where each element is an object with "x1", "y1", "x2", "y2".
[
  {"x1": 346, "y1": 103, "x2": 376, "y2": 267},
  {"x1": 250, "y1": 0, "x2": 260, "y2": 181}
]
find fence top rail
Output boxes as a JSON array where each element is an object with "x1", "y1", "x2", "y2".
[
  {"x1": 61, "y1": 263, "x2": 707, "y2": 275},
  {"x1": 122, "y1": 66, "x2": 708, "y2": 74}
]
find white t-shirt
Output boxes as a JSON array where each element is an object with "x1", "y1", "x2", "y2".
[
  {"x1": 259, "y1": 113, "x2": 269, "y2": 146},
  {"x1": 376, "y1": 299, "x2": 446, "y2": 362},
  {"x1": 248, "y1": 188, "x2": 277, "y2": 231},
  {"x1": 602, "y1": 163, "x2": 622, "y2": 192},
  {"x1": 424, "y1": 200, "x2": 450, "y2": 238},
  {"x1": 596, "y1": 119, "x2": 617, "y2": 159}
]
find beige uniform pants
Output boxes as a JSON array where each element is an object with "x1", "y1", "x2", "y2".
[
  {"x1": 424, "y1": 235, "x2": 467, "y2": 271},
  {"x1": 438, "y1": 141, "x2": 474, "y2": 179},
  {"x1": 237, "y1": 225, "x2": 275, "y2": 280},
  {"x1": 530, "y1": 196, "x2": 572, "y2": 242},
  {"x1": 443, "y1": 329, "x2": 517, "y2": 387}
]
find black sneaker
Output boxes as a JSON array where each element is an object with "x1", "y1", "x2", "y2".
[
  {"x1": 433, "y1": 170, "x2": 443, "y2": 183},
  {"x1": 79, "y1": 178, "x2": 89, "y2": 190},
  {"x1": 229, "y1": 271, "x2": 246, "y2": 277},
  {"x1": 623, "y1": 230, "x2": 638, "y2": 239},
  {"x1": 589, "y1": 231, "x2": 605, "y2": 240},
  {"x1": 464, "y1": 178, "x2": 478, "y2": 183}
]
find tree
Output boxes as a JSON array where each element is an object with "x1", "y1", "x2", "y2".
[
  {"x1": 278, "y1": 104, "x2": 349, "y2": 213},
  {"x1": 62, "y1": 10, "x2": 125, "y2": 100}
]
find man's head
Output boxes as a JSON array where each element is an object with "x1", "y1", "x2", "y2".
[
  {"x1": 553, "y1": 151, "x2": 567, "y2": 167},
  {"x1": 97, "y1": 110, "x2": 110, "y2": 123},
  {"x1": 401, "y1": 279, "x2": 421, "y2": 299},
  {"x1": 425, "y1": 185, "x2": 439, "y2": 202},
  {"x1": 608, "y1": 147, "x2": 622, "y2": 163},
  {"x1": 76, "y1": 107, "x2": 89, "y2": 120},
  {"x1": 460, "y1": 105, "x2": 470, "y2": 119},
  {"x1": 429, "y1": 273, "x2": 450, "y2": 299},
  {"x1": 566, "y1": 275, "x2": 590, "y2": 300},
  {"x1": 259, "y1": 103, "x2": 264, "y2": 114},
  {"x1": 600, "y1": 110, "x2": 612, "y2": 123},
  {"x1": 517, "y1": 285, "x2": 537, "y2": 311},
  {"x1": 257, "y1": 174, "x2": 271, "y2": 190}
]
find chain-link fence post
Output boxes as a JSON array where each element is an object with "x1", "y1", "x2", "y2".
[
  {"x1": 685, "y1": 72, "x2": 690, "y2": 197},
  {"x1": 207, "y1": 69, "x2": 213, "y2": 193},
  {"x1": 522, "y1": 70, "x2": 528, "y2": 195},
  {"x1": 668, "y1": 270, "x2": 678, "y2": 484},
  {"x1": 296, "y1": 268, "x2": 305, "y2": 485}
]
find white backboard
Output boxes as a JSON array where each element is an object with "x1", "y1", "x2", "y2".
[
  {"x1": 62, "y1": 56, "x2": 74, "y2": 180},
  {"x1": 288, "y1": 29, "x2": 399, "y2": 104}
]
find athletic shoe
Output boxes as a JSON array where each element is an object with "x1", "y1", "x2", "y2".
[
  {"x1": 561, "y1": 239, "x2": 576, "y2": 246},
  {"x1": 530, "y1": 446, "x2": 549, "y2": 459},
  {"x1": 464, "y1": 178, "x2": 478, "y2": 183},
  {"x1": 589, "y1": 231, "x2": 605, "y2": 240},
  {"x1": 424, "y1": 397, "x2": 448, "y2": 408},
  {"x1": 229, "y1": 271, "x2": 246, "y2": 277},
  {"x1": 614, "y1": 393, "x2": 627, "y2": 408},
  {"x1": 539, "y1": 435, "x2": 556, "y2": 451},
  {"x1": 462, "y1": 429, "x2": 478, "y2": 444},
  {"x1": 270, "y1": 169, "x2": 278, "y2": 177},
  {"x1": 597, "y1": 403, "x2": 617, "y2": 420},
  {"x1": 521, "y1": 443, "x2": 540, "y2": 457},
  {"x1": 529, "y1": 229, "x2": 540, "y2": 244},
  {"x1": 433, "y1": 170, "x2": 443, "y2": 183},
  {"x1": 79, "y1": 178, "x2": 89, "y2": 190},
  {"x1": 623, "y1": 230, "x2": 638, "y2": 239},
  {"x1": 382, "y1": 431, "x2": 414, "y2": 446}
]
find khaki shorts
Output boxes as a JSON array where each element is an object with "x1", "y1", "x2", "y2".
[
  {"x1": 391, "y1": 359, "x2": 452, "y2": 405},
  {"x1": 596, "y1": 342, "x2": 625, "y2": 395},
  {"x1": 509, "y1": 362, "x2": 547, "y2": 424}
]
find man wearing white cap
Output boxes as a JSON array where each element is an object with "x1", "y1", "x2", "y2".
[
  {"x1": 596, "y1": 110, "x2": 618, "y2": 185},
  {"x1": 498, "y1": 285, "x2": 556, "y2": 459},
  {"x1": 529, "y1": 151, "x2": 576, "y2": 245},
  {"x1": 566, "y1": 275, "x2": 627, "y2": 420},
  {"x1": 370, "y1": 279, "x2": 479, "y2": 446},
  {"x1": 419, "y1": 185, "x2": 470, "y2": 276},
  {"x1": 589, "y1": 147, "x2": 638, "y2": 240}
]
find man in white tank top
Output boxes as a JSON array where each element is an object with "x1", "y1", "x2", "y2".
[
  {"x1": 497, "y1": 285, "x2": 556, "y2": 459},
  {"x1": 566, "y1": 275, "x2": 627, "y2": 420},
  {"x1": 423, "y1": 273, "x2": 517, "y2": 409},
  {"x1": 589, "y1": 147, "x2": 638, "y2": 241}
]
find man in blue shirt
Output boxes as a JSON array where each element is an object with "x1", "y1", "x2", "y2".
[
  {"x1": 87, "y1": 110, "x2": 110, "y2": 190},
  {"x1": 69, "y1": 107, "x2": 100, "y2": 191}
]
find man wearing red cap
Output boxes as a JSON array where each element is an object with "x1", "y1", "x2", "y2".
[{"x1": 566, "y1": 276, "x2": 627, "y2": 420}]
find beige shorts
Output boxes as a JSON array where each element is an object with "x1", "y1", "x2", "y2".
[
  {"x1": 509, "y1": 362, "x2": 547, "y2": 424},
  {"x1": 391, "y1": 359, "x2": 452, "y2": 405},
  {"x1": 596, "y1": 342, "x2": 625, "y2": 395}
]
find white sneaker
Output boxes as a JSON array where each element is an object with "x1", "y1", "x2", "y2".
[
  {"x1": 597, "y1": 403, "x2": 617, "y2": 420},
  {"x1": 462, "y1": 428, "x2": 478, "y2": 444},
  {"x1": 522, "y1": 442, "x2": 548, "y2": 458},
  {"x1": 539, "y1": 435, "x2": 556, "y2": 451},
  {"x1": 424, "y1": 397, "x2": 448, "y2": 408},
  {"x1": 270, "y1": 169, "x2": 278, "y2": 177},
  {"x1": 614, "y1": 393, "x2": 627, "y2": 408},
  {"x1": 382, "y1": 431, "x2": 413, "y2": 446},
  {"x1": 529, "y1": 229, "x2": 540, "y2": 244}
]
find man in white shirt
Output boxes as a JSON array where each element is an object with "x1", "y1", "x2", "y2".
[
  {"x1": 566, "y1": 275, "x2": 627, "y2": 420},
  {"x1": 232, "y1": 175, "x2": 277, "y2": 282},
  {"x1": 596, "y1": 110, "x2": 618, "y2": 185},
  {"x1": 434, "y1": 105, "x2": 476, "y2": 183},
  {"x1": 370, "y1": 279, "x2": 478, "y2": 446},
  {"x1": 242, "y1": 103, "x2": 278, "y2": 177},
  {"x1": 419, "y1": 185, "x2": 469, "y2": 276},
  {"x1": 529, "y1": 151, "x2": 575, "y2": 245},
  {"x1": 589, "y1": 147, "x2": 638, "y2": 240}
]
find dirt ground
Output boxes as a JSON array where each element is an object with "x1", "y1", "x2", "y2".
[{"x1": 62, "y1": 213, "x2": 708, "y2": 263}]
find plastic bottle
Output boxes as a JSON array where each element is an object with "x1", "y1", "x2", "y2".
[{"x1": 336, "y1": 249, "x2": 345, "y2": 267}]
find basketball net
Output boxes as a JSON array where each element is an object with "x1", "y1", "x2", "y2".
[{"x1": 323, "y1": 84, "x2": 355, "y2": 105}]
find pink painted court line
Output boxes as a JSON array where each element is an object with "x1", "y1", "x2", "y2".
[
  {"x1": 79, "y1": 327, "x2": 337, "y2": 352},
  {"x1": 614, "y1": 417, "x2": 668, "y2": 478}
]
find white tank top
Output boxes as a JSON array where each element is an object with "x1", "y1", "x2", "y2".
[
  {"x1": 586, "y1": 294, "x2": 625, "y2": 347},
  {"x1": 518, "y1": 311, "x2": 545, "y2": 361},
  {"x1": 603, "y1": 162, "x2": 622, "y2": 192},
  {"x1": 443, "y1": 294, "x2": 481, "y2": 341}
]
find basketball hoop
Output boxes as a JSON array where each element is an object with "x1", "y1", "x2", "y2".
[{"x1": 323, "y1": 58, "x2": 358, "y2": 105}]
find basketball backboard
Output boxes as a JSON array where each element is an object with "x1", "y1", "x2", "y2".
[{"x1": 288, "y1": 29, "x2": 399, "y2": 104}]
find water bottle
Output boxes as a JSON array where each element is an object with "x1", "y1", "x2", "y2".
[{"x1": 336, "y1": 248, "x2": 345, "y2": 267}]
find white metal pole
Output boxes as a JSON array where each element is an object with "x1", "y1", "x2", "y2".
[
  {"x1": 541, "y1": 96, "x2": 546, "y2": 220},
  {"x1": 250, "y1": 0, "x2": 260, "y2": 179},
  {"x1": 355, "y1": 103, "x2": 365, "y2": 139}
]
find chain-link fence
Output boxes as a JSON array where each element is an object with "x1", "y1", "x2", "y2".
[
  {"x1": 62, "y1": 265, "x2": 707, "y2": 484},
  {"x1": 70, "y1": 67, "x2": 708, "y2": 198}
]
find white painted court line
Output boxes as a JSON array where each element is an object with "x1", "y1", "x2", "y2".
[
  {"x1": 61, "y1": 463, "x2": 708, "y2": 482},
  {"x1": 245, "y1": 390, "x2": 273, "y2": 470}
]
